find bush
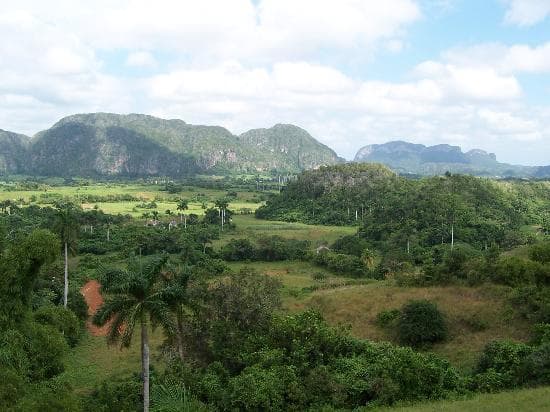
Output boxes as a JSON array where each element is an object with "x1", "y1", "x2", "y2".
[
  {"x1": 375, "y1": 309, "x2": 401, "y2": 328},
  {"x1": 529, "y1": 242, "x2": 550, "y2": 264},
  {"x1": 22, "y1": 322, "x2": 68, "y2": 381},
  {"x1": 14, "y1": 380, "x2": 82, "y2": 412},
  {"x1": 84, "y1": 375, "x2": 142, "y2": 412},
  {"x1": 34, "y1": 305, "x2": 82, "y2": 347},
  {"x1": 221, "y1": 238, "x2": 256, "y2": 261},
  {"x1": 491, "y1": 256, "x2": 540, "y2": 287},
  {"x1": 397, "y1": 300, "x2": 447, "y2": 348},
  {"x1": 474, "y1": 340, "x2": 533, "y2": 390}
]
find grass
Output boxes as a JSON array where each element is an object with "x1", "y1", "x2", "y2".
[
  {"x1": 0, "y1": 182, "x2": 264, "y2": 217},
  {"x1": 215, "y1": 214, "x2": 356, "y2": 248},
  {"x1": 62, "y1": 327, "x2": 166, "y2": 395},
  {"x1": 370, "y1": 386, "x2": 550, "y2": 411},
  {"x1": 288, "y1": 281, "x2": 531, "y2": 371}
]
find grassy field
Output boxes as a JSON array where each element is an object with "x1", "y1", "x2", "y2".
[
  {"x1": 215, "y1": 214, "x2": 357, "y2": 247},
  {"x1": 0, "y1": 182, "x2": 265, "y2": 217},
  {"x1": 286, "y1": 281, "x2": 530, "y2": 370},
  {"x1": 370, "y1": 386, "x2": 550, "y2": 411}
]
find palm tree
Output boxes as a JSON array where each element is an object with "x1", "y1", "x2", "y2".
[
  {"x1": 159, "y1": 265, "x2": 191, "y2": 362},
  {"x1": 54, "y1": 201, "x2": 79, "y2": 308},
  {"x1": 177, "y1": 199, "x2": 189, "y2": 228},
  {"x1": 214, "y1": 198, "x2": 229, "y2": 231},
  {"x1": 93, "y1": 255, "x2": 174, "y2": 412}
]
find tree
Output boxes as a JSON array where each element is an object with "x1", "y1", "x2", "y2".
[
  {"x1": 159, "y1": 266, "x2": 191, "y2": 362},
  {"x1": 214, "y1": 198, "x2": 230, "y2": 231},
  {"x1": 54, "y1": 201, "x2": 80, "y2": 308},
  {"x1": 177, "y1": 199, "x2": 189, "y2": 229},
  {"x1": 93, "y1": 255, "x2": 175, "y2": 412}
]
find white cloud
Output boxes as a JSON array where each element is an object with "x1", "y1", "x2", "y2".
[
  {"x1": 443, "y1": 42, "x2": 550, "y2": 74},
  {"x1": 414, "y1": 61, "x2": 522, "y2": 101},
  {"x1": 126, "y1": 51, "x2": 157, "y2": 68},
  {"x1": 503, "y1": 0, "x2": 550, "y2": 26}
]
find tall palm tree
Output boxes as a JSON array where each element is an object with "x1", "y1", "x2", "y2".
[
  {"x1": 93, "y1": 255, "x2": 174, "y2": 412},
  {"x1": 54, "y1": 201, "x2": 79, "y2": 308},
  {"x1": 177, "y1": 199, "x2": 189, "y2": 228}
]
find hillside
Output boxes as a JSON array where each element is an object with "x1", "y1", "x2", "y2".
[
  {"x1": 354, "y1": 140, "x2": 547, "y2": 177},
  {"x1": 23, "y1": 113, "x2": 342, "y2": 176},
  {"x1": 256, "y1": 163, "x2": 549, "y2": 248}
]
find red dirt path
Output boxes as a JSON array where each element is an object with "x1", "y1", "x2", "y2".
[{"x1": 81, "y1": 280, "x2": 110, "y2": 336}]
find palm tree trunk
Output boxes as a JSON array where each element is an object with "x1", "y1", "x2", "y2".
[
  {"x1": 63, "y1": 241, "x2": 68, "y2": 308},
  {"x1": 141, "y1": 315, "x2": 150, "y2": 412}
]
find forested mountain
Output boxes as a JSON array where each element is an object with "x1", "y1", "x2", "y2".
[
  {"x1": 7, "y1": 113, "x2": 342, "y2": 177},
  {"x1": 238, "y1": 123, "x2": 345, "y2": 171},
  {"x1": 354, "y1": 141, "x2": 548, "y2": 177}
]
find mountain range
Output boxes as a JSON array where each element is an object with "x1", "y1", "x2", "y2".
[
  {"x1": 354, "y1": 141, "x2": 549, "y2": 178},
  {"x1": 1, "y1": 113, "x2": 342, "y2": 177},
  {"x1": 0, "y1": 113, "x2": 548, "y2": 178}
]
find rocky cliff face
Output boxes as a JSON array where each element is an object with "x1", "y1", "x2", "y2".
[{"x1": 0, "y1": 130, "x2": 29, "y2": 174}]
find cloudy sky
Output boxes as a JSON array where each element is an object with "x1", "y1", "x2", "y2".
[{"x1": 1, "y1": 0, "x2": 549, "y2": 165}]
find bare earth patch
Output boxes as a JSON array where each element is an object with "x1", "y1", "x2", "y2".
[{"x1": 81, "y1": 280, "x2": 110, "y2": 337}]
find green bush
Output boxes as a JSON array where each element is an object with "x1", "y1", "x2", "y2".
[
  {"x1": 375, "y1": 309, "x2": 401, "y2": 328},
  {"x1": 529, "y1": 241, "x2": 550, "y2": 264},
  {"x1": 84, "y1": 375, "x2": 142, "y2": 412},
  {"x1": 397, "y1": 300, "x2": 448, "y2": 348},
  {"x1": 475, "y1": 340, "x2": 532, "y2": 390},
  {"x1": 491, "y1": 256, "x2": 540, "y2": 287},
  {"x1": 22, "y1": 322, "x2": 68, "y2": 381},
  {"x1": 34, "y1": 305, "x2": 82, "y2": 347},
  {"x1": 14, "y1": 380, "x2": 82, "y2": 412}
]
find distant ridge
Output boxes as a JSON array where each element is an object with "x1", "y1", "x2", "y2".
[
  {"x1": 0, "y1": 115, "x2": 547, "y2": 178},
  {"x1": 354, "y1": 140, "x2": 548, "y2": 178}
]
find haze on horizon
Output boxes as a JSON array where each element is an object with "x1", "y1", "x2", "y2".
[{"x1": 1, "y1": 0, "x2": 549, "y2": 165}]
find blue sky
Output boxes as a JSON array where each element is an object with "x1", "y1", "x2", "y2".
[{"x1": 1, "y1": 0, "x2": 549, "y2": 165}]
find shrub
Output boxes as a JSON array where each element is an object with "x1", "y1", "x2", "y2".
[
  {"x1": 312, "y1": 272, "x2": 327, "y2": 281},
  {"x1": 397, "y1": 300, "x2": 447, "y2": 348},
  {"x1": 22, "y1": 322, "x2": 68, "y2": 381},
  {"x1": 491, "y1": 256, "x2": 539, "y2": 287},
  {"x1": 84, "y1": 375, "x2": 142, "y2": 412},
  {"x1": 221, "y1": 238, "x2": 256, "y2": 261},
  {"x1": 529, "y1": 242, "x2": 550, "y2": 264},
  {"x1": 14, "y1": 380, "x2": 82, "y2": 412},
  {"x1": 475, "y1": 340, "x2": 532, "y2": 391},
  {"x1": 34, "y1": 305, "x2": 82, "y2": 347},
  {"x1": 375, "y1": 309, "x2": 401, "y2": 328}
]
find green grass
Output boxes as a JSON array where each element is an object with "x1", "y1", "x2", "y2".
[
  {"x1": 0, "y1": 182, "x2": 264, "y2": 217},
  {"x1": 370, "y1": 386, "x2": 550, "y2": 411},
  {"x1": 62, "y1": 327, "x2": 166, "y2": 395},
  {"x1": 215, "y1": 215, "x2": 356, "y2": 247}
]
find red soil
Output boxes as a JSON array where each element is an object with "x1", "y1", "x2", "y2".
[{"x1": 80, "y1": 280, "x2": 110, "y2": 337}]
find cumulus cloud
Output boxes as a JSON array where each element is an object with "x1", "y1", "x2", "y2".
[
  {"x1": 503, "y1": 0, "x2": 550, "y2": 26},
  {"x1": 0, "y1": 1, "x2": 549, "y2": 165}
]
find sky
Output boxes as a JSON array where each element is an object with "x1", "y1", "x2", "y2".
[{"x1": 1, "y1": 0, "x2": 549, "y2": 165}]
